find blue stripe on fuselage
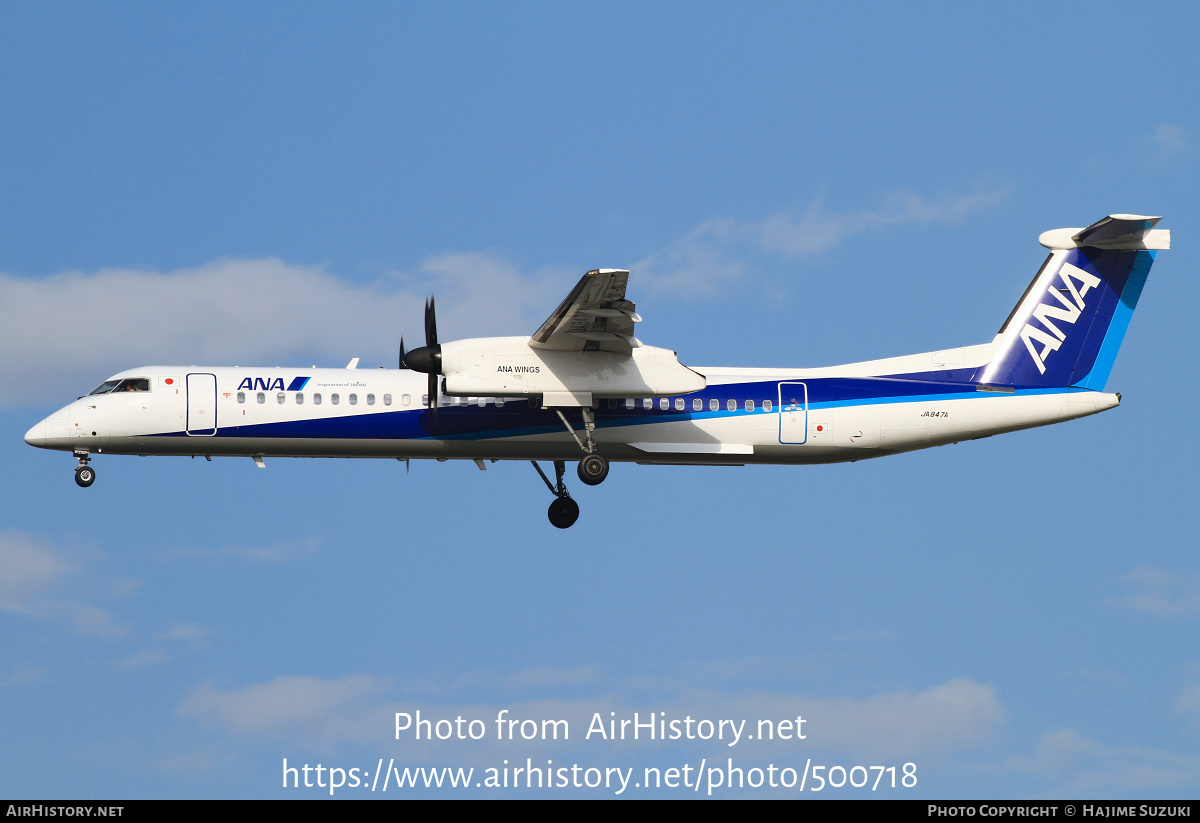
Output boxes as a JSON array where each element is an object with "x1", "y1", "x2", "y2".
[{"x1": 145, "y1": 375, "x2": 1081, "y2": 442}]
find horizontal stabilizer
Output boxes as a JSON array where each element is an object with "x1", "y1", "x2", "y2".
[{"x1": 1040, "y1": 214, "x2": 1170, "y2": 251}]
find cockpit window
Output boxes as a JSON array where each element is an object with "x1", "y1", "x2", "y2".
[{"x1": 89, "y1": 378, "x2": 150, "y2": 395}]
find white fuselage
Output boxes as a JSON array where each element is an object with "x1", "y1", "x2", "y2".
[{"x1": 24, "y1": 356, "x2": 1118, "y2": 467}]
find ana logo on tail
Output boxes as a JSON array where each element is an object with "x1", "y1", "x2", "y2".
[{"x1": 1019, "y1": 261, "x2": 1102, "y2": 374}]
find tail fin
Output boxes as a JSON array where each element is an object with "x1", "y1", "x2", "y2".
[{"x1": 976, "y1": 215, "x2": 1169, "y2": 390}]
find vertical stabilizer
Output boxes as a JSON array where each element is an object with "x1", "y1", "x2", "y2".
[{"x1": 977, "y1": 215, "x2": 1167, "y2": 390}]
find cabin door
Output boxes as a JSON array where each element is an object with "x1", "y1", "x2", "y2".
[
  {"x1": 186, "y1": 373, "x2": 217, "y2": 436},
  {"x1": 778, "y1": 382, "x2": 808, "y2": 444}
]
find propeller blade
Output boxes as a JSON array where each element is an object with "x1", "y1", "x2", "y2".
[
  {"x1": 401, "y1": 294, "x2": 442, "y2": 417},
  {"x1": 425, "y1": 296, "x2": 438, "y2": 348}
]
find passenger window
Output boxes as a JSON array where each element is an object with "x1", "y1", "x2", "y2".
[
  {"x1": 643, "y1": 398, "x2": 652, "y2": 410},
  {"x1": 296, "y1": 393, "x2": 304, "y2": 405},
  {"x1": 745, "y1": 399, "x2": 755, "y2": 411},
  {"x1": 659, "y1": 398, "x2": 669, "y2": 410},
  {"x1": 367, "y1": 394, "x2": 375, "y2": 405},
  {"x1": 331, "y1": 393, "x2": 340, "y2": 405},
  {"x1": 237, "y1": 392, "x2": 246, "y2": 403},
  {"x1": 709, "y1": 398, "x2": 718, "y2": 411},
  {"x1": 384, "y1": 394, "x2": 393, "y2": 406},
  {"x1": 276, "y1": 393, "x2": 285, "y2": 404},
  {"x1": 256, "y1": 392, "x2": 265, "y2": 404},
  {"x1": 692, "y1": 398, "x2": 702, "y2": 411},
  {"x1": 401, "y1": 394, "x2": 410, "y2": 406},
  {"x1": 607, "y1": 399, "x2": 617, "y2": 409},
  {"x1": 625, "y1": 398, "x2": 634, "y2": 410},
  {"x1": 349, "y1": 394, "x2": 357, "y2": 405},
  {"x1": 764, "y1": 400, "x2": 773, "y2": 412},
  {"x1": 496, "y1": 398, "x2": 505, "y2": 407},
  {"x1": 727, "y1": 399, "x2": 736, "y2": 411},
  {"x1": 674, "y1": 398, "x2": 684, "y2": 411},
  {"x1": 314, "y1": 393, "x2": 322, "y2": 405},
  {"x1": 478, "y1": 397, "x2": 487, "y2": 407}
]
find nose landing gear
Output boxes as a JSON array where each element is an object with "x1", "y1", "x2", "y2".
[{"x1": 74, "y1": 451, "x2": 95, "y2": 487}]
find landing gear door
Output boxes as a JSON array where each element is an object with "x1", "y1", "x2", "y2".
[
  {"x1": 186, "y1": 373, "x2": 217, "y2": 436},
  {"x1": 778, "y1": 382, "x2": 808, "y2": 445}
]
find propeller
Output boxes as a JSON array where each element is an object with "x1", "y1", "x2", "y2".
[{"x1": 400, "y1": 297, "x2": 442, "y2": 411}]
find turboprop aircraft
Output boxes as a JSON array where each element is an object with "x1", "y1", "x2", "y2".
[{"x1": 25, "y1": 214, "x2": 1169, "y2": 528}]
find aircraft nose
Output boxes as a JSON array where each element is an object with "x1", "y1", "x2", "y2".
[{"x1": 24, "y1": 418, "x2": 48, "y2": 447}]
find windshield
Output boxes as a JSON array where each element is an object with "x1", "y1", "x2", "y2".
[{"x1": 89, "y1": 378, "x2": 149, "y2": 395}]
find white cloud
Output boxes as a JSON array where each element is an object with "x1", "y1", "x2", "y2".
[
  {"x1": 179, "y1": 669, "x2": 1000, "y2": 763},
  {"x1": 180, "y1": 674, "x2": 391, "y2": 748},
  {"x1": 156, "y1": 622, "x2": 212, "y2": 644},
  {"x1": 1005, "y1": 729, "x2": 1200, "y2": 796},
  {"x1": 763, "y1": 678, "x2": 1002, "y2": 759},
  {"x1": 0, "y1": 529, "x2": 75, "y2": 598},
  {"x1": 634, "y1": 185, "x2": 1009, "y2": 297},
  {"x1": 121, "y1": 649, "x2": 171, "y2": 669},
  {"x1": 1153, "y1": 125, "x2": 1186, "y2": 160},
  {"x1": 1106, "y1": 567, "x2": 1200, "y2": 618},
  {"x1": 0, "y1": 530, "x2": 127, "y2": 637},
  {"x1": 411, "y1": 664, "x2": 606, "y2": 695},
  {"x1": 1174, "y1": 685, "x2": 1200, "y2": 731},
  {"x1": 1, "y1": 254, "x2": 565, "y2": 411},
  {"x1": 3, "y1": 664, "x2": 47, "y2": 686},
  {"x1": 161, "y1": 536, "x2": 321, "y2": 564},
  {"x1": 501, "y1": 664, "x2": 605, "y2": 692}
]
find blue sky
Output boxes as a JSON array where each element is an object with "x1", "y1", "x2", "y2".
[{"x1": 2, "y1": 2, "x2": 1198, "y2": 798}]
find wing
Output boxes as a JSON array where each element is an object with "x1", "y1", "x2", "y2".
[{"x1": 529, "y1": 268, "x2": 643, "y2": 354}]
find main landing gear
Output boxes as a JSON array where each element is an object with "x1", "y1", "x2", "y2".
[
  {"x1": 552, "y1": 404, "x2": 610, "y2": 487},
  {"x1": 535, "y1": 404, "x2": 613, "y2": 527},
  {"x1": 74, "y1": 450, "x2": 95, "y2": 488},
  {"x1": 533, "y1": 460, "x2": 580, "y2": 529},
  {"x1": 577, "y1": 453, "x2": 609, "y2": 485}
]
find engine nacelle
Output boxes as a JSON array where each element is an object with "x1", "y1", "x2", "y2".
[{"x1": 440, "y1": 337, "x2": 706, "y2": 402}]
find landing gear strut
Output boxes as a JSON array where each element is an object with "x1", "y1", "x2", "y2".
[
  {"x1": 533, "y1": 460, "x2": 580, "y2": 529},
  {"x1": 74, "y1": 450, "x2": 95, "y2": 488},
  {"x1": 552, "y1": 405, "x2": 610, "y2": 486}
]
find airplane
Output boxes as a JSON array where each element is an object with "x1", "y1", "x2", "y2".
[{"x1": 25, "y1": 214, "x2": 1169, "y2": 528}]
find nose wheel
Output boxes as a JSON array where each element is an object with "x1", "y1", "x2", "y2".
[{"x1": 74, "y1": 452, "x2": 95, "y2": 488}]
